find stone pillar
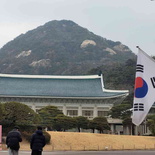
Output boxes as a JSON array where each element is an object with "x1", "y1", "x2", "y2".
[
  {"x1": 110, "y1": 124, "x2": 115, "y2": 134},
  {"x1": 32, "y1": 104, "x2": 36, "y2": 112},
  {"x1": 144, "y1": 119, "x2": 147, "y2": 135},
  {"x1": 78, "y1": 105, "x2": 82, "y2": 116},
  {"x1": 126, "y1": 126, "x2": 132, "y2": 135},
  {"x1": 135, "y1": 125, "x2": 138, "y2": 135},
  {"x1": 63, "y1": 104, "x2": 67, "y2": 115},
  {"x1": 123, "y1": 126, "x2": 127, "y2": 135},
  {"x1": 123, "y1": 126, "x2": 130, "y2": 135},
  {"x1": 93, "y1": 105, "x2": 98, "y2": 118}
]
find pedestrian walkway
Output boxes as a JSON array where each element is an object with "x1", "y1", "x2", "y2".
[{"x1": 1, "y1": 150, "x2": 155, "y2": 155}]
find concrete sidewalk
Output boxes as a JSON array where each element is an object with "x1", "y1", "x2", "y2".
[{"x1": 1, "y1": 150, "x2": 155, "y2": 155}]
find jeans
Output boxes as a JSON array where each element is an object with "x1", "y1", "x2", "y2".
[{"x1": 8, "y1": 148, "x2": 18, "y2": 155}]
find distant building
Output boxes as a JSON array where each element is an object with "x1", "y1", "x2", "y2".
[{"x1": 0, "y1": 73, "x2": 129, "y2": 133}]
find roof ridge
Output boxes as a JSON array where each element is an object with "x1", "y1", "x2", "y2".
[{"x1": 0, "y1": 74, "x2": 101, "y2": 79}]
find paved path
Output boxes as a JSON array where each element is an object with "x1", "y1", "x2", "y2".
[{"x1": 1, "y1": 150, "x2": 155, "y2": 155}]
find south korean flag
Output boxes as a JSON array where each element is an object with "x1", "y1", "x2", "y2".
[{"x1": 132, "y1": 47, "x2": 155, "y2": 126}]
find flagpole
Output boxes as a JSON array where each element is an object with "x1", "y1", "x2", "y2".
[
  {"x1": 136, "y1": 46, "x2": 155, "y2": 62},
  {"x1": 136, "y1": 46, "x2": 145, "y2": 53}
]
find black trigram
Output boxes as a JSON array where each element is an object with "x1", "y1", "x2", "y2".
[
  {"x1": 136, "y1": 64, "x2": 144, "y2": 73},
  {"x1": 134, "y1": 103, "x2": 144, "y2": 111},
  {"x1": 151, "y1": 77, "x2": 155, "y2": 88}
]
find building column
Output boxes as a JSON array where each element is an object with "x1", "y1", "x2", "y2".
[
  {"x1": 78, "y1": 105, "x2": 82, "y2": 116},
  {"x1": 32, "y1": 104, "x2": 36, "y2": 112},
  {"x1": 135, "y1": 125, "x2": 138, "y2": 135},
  {"x1": 110, "y1": 124, "x2": 115, "y2": 134},
  {"x1": 126, "y1": 126, "x2": 131, "y2": 135},
  {"x1": 93, "y1": 105, "x2": 98, "y2": 118},
  {"x1": 143, "y1": 119, "x2": 147, "y2": 135},
  {"x1": 63, "y1": 104, "x2": 67, "y2": 115},
  {"x1": 123, "y1": 126, "x2": 129, "y2": 135}
]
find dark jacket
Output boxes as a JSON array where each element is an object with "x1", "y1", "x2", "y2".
[
  {"x1": 6, "y1": 129, "x2": 22, "y2": 150},
  {"x1": 30, "y1": 130, "x2": 46, "y2": 151}
]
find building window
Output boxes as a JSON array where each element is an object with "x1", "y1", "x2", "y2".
[
  {"x1": 82, "y1": 110, "x2": 93, "y2": 117},
  {"x1": 98, "y1": 111, "x2": 108, "y2": 117},
  {"x1": 35, "y1": 106, "x2": 45, "y2": 109},
  {"x1": 82, "y1": 107, "x2": 93, "y2": 110},
  {"x1": 67, "y1": 110, "x2": 78, "y2": 117}
]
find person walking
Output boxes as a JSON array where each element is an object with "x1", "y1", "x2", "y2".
[
  {"x1": 6, "y1": 126, "x2": 22, "y2": 155},
  {"x1": 30, "y1": 126, "x2": 46, "y2": 155}
]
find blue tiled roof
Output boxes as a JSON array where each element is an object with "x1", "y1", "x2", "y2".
[{"x1": 0, "y1": 74, "x2": 128, "y2": 98}]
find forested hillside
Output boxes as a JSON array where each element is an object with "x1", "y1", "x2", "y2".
[{"x1": 0, "y1": 20, "x2": 135, "y2": 75}]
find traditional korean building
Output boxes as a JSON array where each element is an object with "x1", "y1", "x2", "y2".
[{"x1": 0, "y1": 73, "x2": 129, "y2": 133}]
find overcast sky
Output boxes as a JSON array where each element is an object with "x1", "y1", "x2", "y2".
[{"x1": 0, "y1": 0, "x2": 155, "y2": 56}]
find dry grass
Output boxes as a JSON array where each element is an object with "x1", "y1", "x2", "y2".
[{"x1": 2, "y1": 131, "x2": 155, "y2": 151}]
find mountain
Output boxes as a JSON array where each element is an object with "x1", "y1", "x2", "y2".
[{"x1": 0, "y1": 20, "x2": 136, "y2": 75}]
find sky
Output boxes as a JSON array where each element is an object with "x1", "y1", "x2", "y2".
[{"x1": 0, "y1": 0, "x2": 155, "y2": 56}]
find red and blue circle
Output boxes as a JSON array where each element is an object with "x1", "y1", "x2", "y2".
[{"x1": 134, "y1": 77, "x2": 148, "y2": 98}]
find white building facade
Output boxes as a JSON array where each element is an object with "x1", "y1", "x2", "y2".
[{"x1": 0, "y1": 73, "x2": 130, "y2": 134}]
